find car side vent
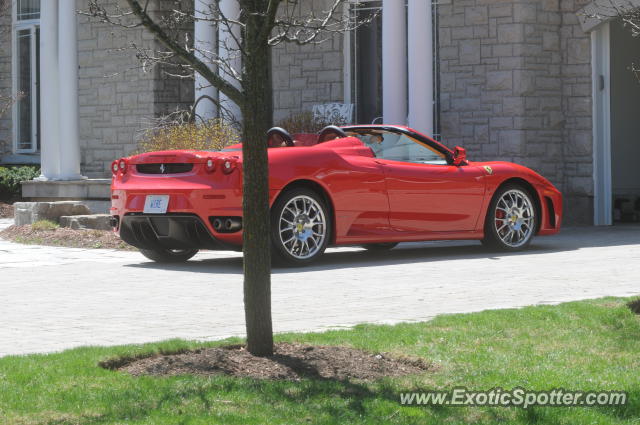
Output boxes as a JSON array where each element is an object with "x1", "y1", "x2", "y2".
[
  {"x1": 545, "y1": 197, "x2": 556, "y2": 228},
  {"x1": 136, "y1": 163, "x2": 194, "y2": 174}
]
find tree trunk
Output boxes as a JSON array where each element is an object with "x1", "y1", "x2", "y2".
[{"x1": 240, "y1": 9, "x2": 274, "y2": 357}]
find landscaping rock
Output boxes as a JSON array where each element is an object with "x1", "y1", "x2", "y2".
[
  {"x1": 59, "y1": 214, "x2": 112, "y2": 231},
  {"x1": 14, "y1": 201, "x2": 92, "y2": 226}
]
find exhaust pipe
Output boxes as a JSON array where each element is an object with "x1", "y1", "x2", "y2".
[
  {"x1": 224, "y1": 218, "x2": 242, "y2": 232},
  {"x1": 212, "y1": 218, "x2": 223, "y2": 231}
]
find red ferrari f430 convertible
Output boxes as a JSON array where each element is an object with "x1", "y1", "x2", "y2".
[{"x1": 110, "y1": 125, "x2": 562, "y2": 265}]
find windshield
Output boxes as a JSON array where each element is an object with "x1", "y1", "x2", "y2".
[{"x1": 345, "y1": 130, "x2": 448, "y2": 165}]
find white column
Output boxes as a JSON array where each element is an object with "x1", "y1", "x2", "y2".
[
  {"x1": 194, "y1": 0, "x2": 218, "y2": 121},
  {"x1": 37, "y1": 0, "x2": 60, "y2": 181},
  {"x1": 218, "y1": 0, "x2": 242, "y2": 124},
  {"x1": 57, "y1": 0, "x2": 84, "y2": 180},
  {"x1": 408, "y1": 0, "x2": 434, "y2": 137},
  {"x1": 382, "y1": 0, "x2": 407, "y2": 125}
]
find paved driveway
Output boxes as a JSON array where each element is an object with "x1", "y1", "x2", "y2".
[{"x1": 1, "y1": 218, "x2": 639, "y2": 357}]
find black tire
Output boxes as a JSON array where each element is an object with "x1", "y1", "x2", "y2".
[
  {"x1": 271, "y1": 188, "x2": 331, "y2": 266},
  {"x1": 482, "y1": 184, "x2": 538, "y2": 251},
  {"x1": 361, "y1": 243, "x2": 398, "y2": 251},
  {"x1": 139, "y1": 248, "x2": 199, "y2": 263}
]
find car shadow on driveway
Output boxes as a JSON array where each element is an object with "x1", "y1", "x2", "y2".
[{"x1": 124, "y1": 225, "x2": 640, "y2": 274}]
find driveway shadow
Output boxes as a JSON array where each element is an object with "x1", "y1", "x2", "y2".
[{"x1": 124, "y1": 225, "x2": 640, "y2": 275}]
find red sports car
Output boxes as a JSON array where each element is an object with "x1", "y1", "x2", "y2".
[{"x1": 110, "y1": 125, "x2": 562, "y2": 265}]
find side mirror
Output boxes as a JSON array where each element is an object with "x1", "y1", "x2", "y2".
[{"x1": 453, "y1": 146, "x2": 467, "y2": 166}]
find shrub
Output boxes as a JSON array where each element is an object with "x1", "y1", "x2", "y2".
[
  {"x1": 136, "y1": 119, "x2": 240, "y2": 154},
  {"x1": 31, "y1": 220, "x2": 59, "y2": 231},
  {"x1": 276, "y1": 110, "x2": 347, "y2": 134},
  {"x1": 0, "y1": 166, "x2": 40, "y2": 201}
]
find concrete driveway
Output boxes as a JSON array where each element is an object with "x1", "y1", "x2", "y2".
[{"x1": 1, "y1": 218, "x2": 639, "y2": 357}]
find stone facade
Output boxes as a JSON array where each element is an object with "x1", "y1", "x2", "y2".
[
  {"x1": 77, "y1": 0, "x2": 193, "y2": 177},
  {"x1": 0, "y1": 0, "x2": 603, "y2": 223},
  {"x1": 76, "y1": 0, "x2": 158, "y2": 177},
  {"x1": 272, "y1": 35, "x2": 345, "y2": 123},
  {"x1": 437, "y1": 0, "x2": 593, "y2": 224},
  {"x1": 0, "y1": 0, "x2": 193, "y2": 177},
  {"x1": 271, "y1": 1, "x2": 345, "y2": 123}
]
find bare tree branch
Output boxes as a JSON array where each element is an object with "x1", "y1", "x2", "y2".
[
  {"x1": 269, "y1": 0, "x2": 376, "y2": 46},
  {"x1": 85, "y1": 0, "x2": 245, "y2": 106},
  {"x1": 580, "y1": 0, "x2": 640, "y2": 81}
]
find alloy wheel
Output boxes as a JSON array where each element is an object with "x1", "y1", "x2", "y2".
[
  {"x1": 493, "y1": 189, "x2": 535, "y2": 248},
  {"x1": 278, "y1": 195, "x2": 327, "y2": 260}
]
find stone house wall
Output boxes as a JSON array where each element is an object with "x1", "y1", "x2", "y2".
[
  {"x1": 76, "y1": 0, "x2": 157, "y2": 177},
  {"x1": 559, "y1": 0, "x2": 593, "y2": 225},
  {"x1": 0, "y1": 0, "x2": 598, "y2": 223},
  {"x1": 77, "y1": 0, "x2": 193, "y2": 178},
  {"x1": 0, "y1": 0, "x2": 193, "y2": 177},
  {"x1": 271, "y1": 0, "x2": 346, "y2": 123},
  {"x1": 437, "y1": 0, "x2": 593, "y2": 224}
]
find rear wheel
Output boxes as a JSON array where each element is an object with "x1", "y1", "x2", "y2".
[
  {"x1": 139, "y1": 248, "x2": 199, "y2": 263},
  {"x1": 482, "y1": 184, "x2": 537, "y2": 250},
  {"x1": 271, "y1": 188, "x2": 331, "y2": 266},
  {"x1": 361, "y1": 243, "x2": 398, "y2": 251}
]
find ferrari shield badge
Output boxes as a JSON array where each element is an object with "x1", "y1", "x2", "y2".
[{"x1": 483, "y1": 166, "x2": 493, "y2": 175}]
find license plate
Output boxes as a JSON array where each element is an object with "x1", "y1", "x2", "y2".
[{"x1": 143, "y1": 195, "x2": 170, "y2": 214}]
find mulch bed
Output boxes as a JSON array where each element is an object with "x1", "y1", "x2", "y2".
[
  {"x1": 0, "y1": 202, "x2": 14, "y2": 218},
  {"x1": 628, "y1": 299, "x2": 640, "y2": 315},
  {"x1": 105, "y1": 343, "x2": 434, "y2": 381},
  {"x1": 0, "y1": 225, "x2": 135, "y2": 250}
]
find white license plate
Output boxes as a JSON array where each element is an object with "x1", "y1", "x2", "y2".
[{"x1": 143, "y1": 195, "x2": 170, "y2": 214}]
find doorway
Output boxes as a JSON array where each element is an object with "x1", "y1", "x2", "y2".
[
  {"x1": 592, "y1": 18, "x2": 640, "y2": 225},
  {"x1": 610, "y1": 19, "x2": 640, "y2": 223}
]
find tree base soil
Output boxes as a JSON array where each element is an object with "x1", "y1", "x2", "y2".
[
  {"x1": 628, "y1": 299, "x2": 640, "y2": 314},
  {"x1": 105, "y1": 343, "x2": 434, "y2": 381},
  {"x1": 0, "y1": 225, "x2": 134, "y2": 250},
  {"x1": 0, "y1": 202, "x2": 13, "y2": 218}
]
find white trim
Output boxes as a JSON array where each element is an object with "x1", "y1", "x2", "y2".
[
  {"x1": 12, "y1": 25, "x2": 39, "y2": 154},
  {"x1": 57, "y1": 0, "x2": 83, "y2": 180},
  {"x1": 382, "y1": 0, "x2": 407, "y2": 125},
  {"x1": 194, "y1": 0, "x2": 218, "y2": 121},
  {"x1": 218, "y1": 0, "x2": 242, "y2": 124},
  {"x1": 343, "y1": 0, "x2": 383, "y2": 122},
  {"x1": 11, "y1": 0, "x2": 17, "y2": 154},
  {"x1": 342, "y1": 2, "x2": 351, "y2": 105},
  {"x1": 11, "y1": 0, "x2": 40, "y2": 154},
  {"x1": 591, "y1": 22, "x2": 612, "y2": 226},
  {"x1": 407, "y1": 0, "x2": 434, "y2": 137}
]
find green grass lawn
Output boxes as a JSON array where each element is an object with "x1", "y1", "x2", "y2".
[{"x1": 1, "y1": 297, "x2": 639, "y2": 425}]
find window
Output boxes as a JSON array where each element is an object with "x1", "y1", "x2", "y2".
[
  {"x1": 345, "y1": 1, "x2": 442, "y2": 139},
  {"x1": 13, "y1": 0, "x2": 40, "y2": 153},
  {"x1": 349, "y1": 1, "x2": 382, "y2": 124},
  {"x1": 347, "y1": 130, "x2": 447, "y2": 164},
  {"x1": 16, "y1": 0, "x2": 40, "y2": 21}
]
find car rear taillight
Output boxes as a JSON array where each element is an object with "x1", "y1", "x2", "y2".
[
  {"x1": 222, "y1": 158, "x2": 237, "y2": 174},
  {"x1": 119, "y1": 159, "x2": 128, "y2": 174},
  {"x1": 111, "y1": 160, "x2": 119, "y2": 175},
  {"x1": 205, "y1": 158, "x2": 216, "y2": 173}
]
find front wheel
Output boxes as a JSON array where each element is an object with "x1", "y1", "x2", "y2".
[
  {"x1": 139, "y1": 248, "x2": 199, "y2": 263},
  {"x1": 271, "y1": 188, "x2": 331, "y2": 266},
  {"x1": 482, "y1": 185, "x2": 537, "y2": 251}
]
